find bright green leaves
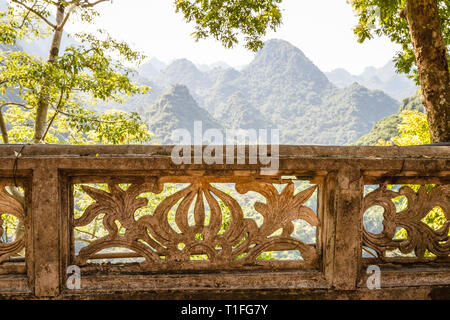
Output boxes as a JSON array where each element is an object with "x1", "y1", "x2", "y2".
[
  {"x1": 3, "y1": 104, "x2": 151, "y2": 145},
  {"x1": 0, "y1": 1, "x2": 151, "y2": 145},
  {"x1": 62, "y1": 106, "x2": 151, "y2": 144},
  {"x1": 378, "y1": 110, "x2": 430, "y2": 146},
  {"x1": 58, "y1": 38, "x2": 149, "y2": 101},
  {"x1": 0, "y1": 3, "x2": 51, "y2": 46},
  {"x1": 0, "y1": 51, "x2": 47, "y2": 102},
  {"x1": 348, "y1": 0, "x2": 450, "y2": 82},
  {"x1": 74, "y1": 30, "x2": 147, "y2": 66},
  {"x1": 2, "y1": 105, "x2": 36, "y2": 144},
  {"x1": 174, "y1": 0, "x2": 283, "y2": 51},
  {"x1": 392, "y1": 110, "x2": 430, "y2": 146},
  {"x1": 0, "y1": 8, "x2": 23, "y2": 45}
]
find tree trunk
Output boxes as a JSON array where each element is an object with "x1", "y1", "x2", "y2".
[
  {"x1": 33, "y1": 4, "x2": 65, "y2": 144},
  {"x1": 0, "y1": 110, "x2": 8, "y2": 143},
  {"x1": 405, "y1": 0, "x2": 450, "y2": 143}
]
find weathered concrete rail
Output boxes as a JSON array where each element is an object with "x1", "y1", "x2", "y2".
[{"x1": 0, "y1": 145, "x2": 449, "y2": 299}]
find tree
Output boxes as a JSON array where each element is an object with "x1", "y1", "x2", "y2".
[
  {"x1": 0, "y1": 0, "x2": 151, "y2": 144},
  {"x1": 175, "y1": 0, "x2": 283, "y2": 51},
  {"x1": 379, "y1": 110, "x2": 431, "y2": 146},
  {"x1": 349, "y1": 0, "x2": 449, "y2": 143}
]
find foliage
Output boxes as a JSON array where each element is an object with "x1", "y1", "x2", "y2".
[
  {"x1": 398, "y1": 89, "x2": 425, "y2": 112},
  {"x1": 0, "y1": 213, "x2": 20, "y2": 243},
  {"x1": 348, "y1": 0, "x2": 450, "y2": 82},
  {"x1": 0, "y1": 5, "x2": 49, "y2": 45},
  {"x1": 353, "y1": 90, "x2": 425, "y2": 146},
  {"x1": 4, "y1": 104, "x2": 151, "y2": 145},
  {"x1": 214, "y1": 91, "x2": 273, "y2": 130},
  {"x1": 0, "y1": 1, "x2": 151, "y2": 144},
  {"x1": 175, "y1": 0, "x2": 283, "y2": 51},
  {"x1": 378, "y1": 110, "x2": 430, "y2": 146},
  {"x1": 391, "y1": 110, "x2": 430, "y2": 145},
  {"x1": 352, "y1": 113, "x2": 402, "y2": 146},
  {"x1": 377, "y1": 110, "x2": 445, "y2": 258}
]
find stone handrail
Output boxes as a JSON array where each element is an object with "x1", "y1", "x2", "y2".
[{"x1": 0, "y1": 145, "x2": 448, "y2": 299}]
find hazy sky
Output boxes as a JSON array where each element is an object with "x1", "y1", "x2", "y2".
[{"x1": 66, "y1": 0, "x2": 401, "y2": 74}]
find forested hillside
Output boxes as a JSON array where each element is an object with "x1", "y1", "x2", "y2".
[
  {"x1": 132, "y1": 39, "x2": 400, "y2": 145},
  {"x1": 144, "y1": 84, "x2": 223, "y2": 144},
  {"x1": 353, "y1": 91, "x2": 426, "y2": 145}
]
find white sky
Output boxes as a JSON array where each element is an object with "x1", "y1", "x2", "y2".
[{"x1": 66, "y1": 0, "x2": 401, "y2": 75}]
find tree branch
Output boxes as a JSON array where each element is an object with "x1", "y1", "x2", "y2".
[
  {"x1": 16, "y1": 0, "x2": 36, "y2": 29},
  {"x1": 0, "y1": 102, "x2": 33, "y2": 110},
  {"x1": 0, "y1": 102, "x2": 33, "y2": 144},
  {"x1": 41, "y1": 88, "x2": 67, "y2": 141},
  {"x1": 54, "y1": 107, "x2": 129, "y2": 125},
  {"x1": 80, "y1": 0, "x2": 111, "y2": 8},
  {"x1": 56, "y1": 3, "x2": 78, "y2": 30},
  {"x1": 62, "y1": 0, "x2": 110, "y2": 8},
  {"x1": 10, "y1": 0, "x2": 57, "y2": 29}
]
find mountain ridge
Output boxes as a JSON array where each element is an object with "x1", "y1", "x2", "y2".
[
  {"x1": 325, "y1": 60, "x2": 417, "y2": 101},
  {"x1": 0, "y1": 15, "x2": 405, "y2": 146},
  {"x1": 144, "y1": 84, "x2": 223, "y2": 144},
  {"x1": 114, "y1": 39, "x2": 401, "y2": 145}
]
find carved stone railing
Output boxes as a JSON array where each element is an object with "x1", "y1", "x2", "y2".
[{"x1": 0, "y1": 145, "x2": 448, "y2": 299}]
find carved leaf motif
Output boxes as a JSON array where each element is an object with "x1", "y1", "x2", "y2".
[
  {"x1": 76, "y1": 184, "x2": 149, "y2": 235},
  {"x1": 236, "y1": 182, "x2": 319, "y2": 237},
  {"x1": 236, "y1": 182, "x2": 318, "y2": 263},
  {"x1": 74, "y1": 179, "x2": 320, "y2": 270},
  {"x1": 0, "y1": 185, "x2": 25, "y2": 263},
  {"x1": 362, "y1": 184, "x2": 450, "y2": 259},
  {"x1": 75, "y1": 180, "x2": 162, "y2": 264},
  {"x1": 0, "y1": 186, "x2": 24, "y2": 220}
]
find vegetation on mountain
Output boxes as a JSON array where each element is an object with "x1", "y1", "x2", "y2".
[
  {"x1": 379, "y1": 110, "x2": 430, "y2": 146},
  {"x1": 398, "y1": 90, "x2": 426, "y2": 113},
  {"x1": 141, "y1": 39, "x2": 399, "y2": 145},
  {"x1": 353, "y1": 90, "x2": 425, "y2": 145},
  {"x1": 214, "y1": 92, "x2": 273, "y2": 130},
  {"x1": 144, "y1": 84, "x2": 223, "y2": 144},
  {"x1": 325, "y1": 60, "x2": 417, "y2": 101},
  {"x1": 352, "y1": 114, "x2": 402, "y2": 146}
]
